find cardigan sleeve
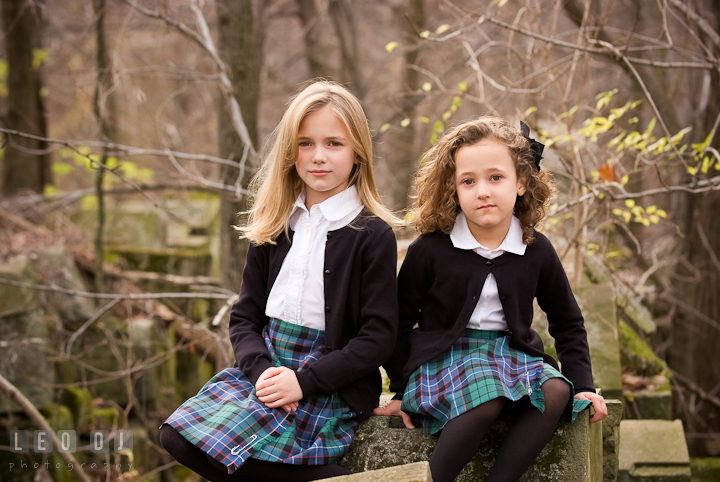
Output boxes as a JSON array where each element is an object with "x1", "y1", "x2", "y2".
[
  {"x1": 536, "y1": 240, "x2": 596, "y2": 394},
  {"x1": 384, "y1": 236, "x2": 429, "y2": 396},
  {"x1": 295, "y1": 225, "x2": 399, "y2": 398},
  {"x1": 228, "y1": 243, "x2": 275, "y2": 387}
]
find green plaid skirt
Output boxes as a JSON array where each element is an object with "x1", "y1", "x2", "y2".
[{"x1": 401, "y1": 329, "x2": 592, "y2": 435}]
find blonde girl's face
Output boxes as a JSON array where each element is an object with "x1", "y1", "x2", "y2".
[
  {"x1": 455, "y1": 138, "x2": 527, "y2": 248},
  {"x1": 295, "y1": 105, "x2": 357, "y2": 209}
]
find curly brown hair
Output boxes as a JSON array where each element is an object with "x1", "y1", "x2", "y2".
[{"x1": 411, "y1": 116, "x2": 555, "y2": 244}]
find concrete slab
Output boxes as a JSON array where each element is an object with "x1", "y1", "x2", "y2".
[{"x1": 618, "y1": 420, "x2": 691, "y2": 482}]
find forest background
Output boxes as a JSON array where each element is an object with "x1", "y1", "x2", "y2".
[{"x1": 0, "y1": 0, "x2": 719, "y2": 481}]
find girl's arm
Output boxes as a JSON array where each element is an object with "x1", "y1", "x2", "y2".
[
  {"x1": 228, "y1": 243, "x2": 275, "y2": 389},
  {"x1": 293, "y1": 225, "x2": 399, "y2": 399},
  {"x1": 536, "y1": 240, "x2": 595, "y2": 394},
  {"x1": 384, "y1": 238, "x2": 429, "y2": 397}
]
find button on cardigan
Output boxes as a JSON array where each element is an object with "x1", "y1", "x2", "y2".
[
  {"x1": 229, "y1": 211, "x2": 399, "y2": 420},
  {"x1": 384, "y1": 230, "x2": 596, "y2": 398}
]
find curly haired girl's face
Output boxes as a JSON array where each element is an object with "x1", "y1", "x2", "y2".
[
  {"x1": 296, "y1": 105, "x2": 357, "y2": 208},
  {"x1": 455, "y1": 139, "x2": 527, "y2": 248}
]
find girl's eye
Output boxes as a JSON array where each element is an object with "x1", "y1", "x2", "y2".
[
  {"x1": 461, "y1": 178, "x2": 474, "y2": 185},
  {"x1": 329, "y1": 141, "x2": 342, "y2": 147},
  {"x1": 299, "y1": 141, "x2": 311, "y2": 147},
  {"x1": 490, "y1": 175, "x2": 502, "y2": 181}
]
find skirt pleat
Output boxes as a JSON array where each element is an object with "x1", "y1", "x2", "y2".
[
  {"x1": 401, "y1": 329, "x2": 592, "y2": 435},
  {"x1": 163, "y1": 318, "x2": 358, "y2": 473}
]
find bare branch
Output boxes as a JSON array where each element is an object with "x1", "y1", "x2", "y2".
[
  {"x1": 0, "y1": 277, "x2": 232, "y2": 300},
  {"x1": 668, "y1": 0, "x2": 720, "y2": 51},
  {"x1": 0, "y1": 374, "x2": 94, "y2": 482}
]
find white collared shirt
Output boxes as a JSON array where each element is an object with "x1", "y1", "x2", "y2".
[
  {"x1": 450, "y1": 212, "x2": 527, "y2": 331},
  {"x1": 265, "y1": 186, "x2": 364, "y2": 330}
]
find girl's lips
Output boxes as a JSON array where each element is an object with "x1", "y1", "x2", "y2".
[
  {"x1": 309, "y1": 170, "x2": 330, "y2": 176},
  {"x1": 479, "y1": 204, "x2": 494, "y2": 209}
]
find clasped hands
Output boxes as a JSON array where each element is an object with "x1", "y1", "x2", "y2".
[{"x1": 255, "y1": 366, "x2": 303, "y2": 413}]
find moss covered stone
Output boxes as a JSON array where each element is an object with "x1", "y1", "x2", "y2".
[
  {"x1": 618, "y1": 320, "x2": 666, "y2": 377},
  {"x1": 691, "y1": 457, "x2": 720, "y2": 481},
  {"x1": 61, "y1": 387, "x2": 96, "y2": 434}
]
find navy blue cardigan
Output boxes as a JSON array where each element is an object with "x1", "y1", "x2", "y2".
[
  {"x1": 228, "y1": 212, "x2": 398, "y2": 420},
  {"x1": 384, "y1": 230, "x2": 596, "y2": 397}
]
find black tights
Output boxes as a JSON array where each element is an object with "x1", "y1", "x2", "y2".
[
  {"x1": 159, "y1": 424, "x2": 351, "y2": 482},
  {"x1": 428, "y1": 378, "x2": 571, "y2": 482}
]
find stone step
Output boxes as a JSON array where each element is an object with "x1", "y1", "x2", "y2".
[
  {"x1": 325, "y1": 461, "x2": 432, "y2": 482},
  {"x1": 618, "y1": 419, "x2": 691, "y2": 482}
]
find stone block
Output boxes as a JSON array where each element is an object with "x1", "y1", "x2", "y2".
[
  {"x1": 0, "y1": 254, "x2": 38, "y2": 317},
  {"x1": 341, "y1": 410, "x2": 606, "y2": 481},
  {"x1": 34, "y1": 246, "x2": 96, "y2": 331},
  {"x1": 60, "y1": 387, "x2": 96, "y2": 435},
  {"x1": 604, "y1": 400, "x2": 623, "y2": 482},
  {"x1": 618, "y1": 420, "x2": 691, "y2": 482},
  {"x1": 618, "y1": 321, "x2": 666, "y2": 378},
  {"x1": 326, "y1": 461, "x2": 432, "y2": 482},
  {"x1": 623, "y1": 389, "x2": 672, "y2": 420},
  {"x1": 0, "y1": 310, "x2": 54, "y2": 411}
]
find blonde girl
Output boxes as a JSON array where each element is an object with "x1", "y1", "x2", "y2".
[
  {"x1": 161, "y1": 81, "x2": 401, "y2": 482},
  {"x1": 380, "y1": 117, "x2": 607, "y2": 482}
]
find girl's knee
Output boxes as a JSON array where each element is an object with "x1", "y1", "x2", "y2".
[
  {"x1": 541, "y1": 378, "x2": 571, "y2": 406},
  {"x1": 159, "y1": 425, "x2": 189, "y2": 458}
]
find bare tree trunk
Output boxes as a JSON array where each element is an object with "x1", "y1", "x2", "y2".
[
  {"x1": 92, "y1": 0, "x2": 117, "y2": 293},
  {"x1": 216, "y1": 0, "x2": 265, "y2": 293},
  {"x1": 391, "y1": 0, "x2": 424, "y2": 210},
  {"x1": 0, "y1": 0, "x2": 50, "y2": 196},
  {"x1": 329, "y1": 0, "x2": 364, "y2": 99},
  {"x1": 297, "y1": 0, "x2": 333, "y2": 79}
]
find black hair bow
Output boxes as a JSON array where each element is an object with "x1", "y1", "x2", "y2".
[{"x1": 520, "y1": 121, "x2": 544, "y2": 170}]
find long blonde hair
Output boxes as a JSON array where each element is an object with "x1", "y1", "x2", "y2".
[
  {"x1": 239, "y1": 81, "x2": 402, "y2": 245},
  {"x1": 412, "y1": 116, "x2": 554, "y2": 244}
]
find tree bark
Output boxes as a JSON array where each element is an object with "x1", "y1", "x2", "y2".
[
  {"x1": 391, "y1": 0, "x2": 424, "y2": 210},
  {"x1": 216, "y1": 0, "x2": 265, "y2": 293},
  {"x1": 329, "y1": 0, "x2": 364, "y2": 99},
  {"x1": 0, "y1": 0, "x2": 50, "y2": 196},
  {"x1": 297, "y1": 0, "x2": 333, "y2": 79}
]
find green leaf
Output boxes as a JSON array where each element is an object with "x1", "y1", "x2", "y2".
[
  {"x1": 32, "y1": 48, "x2": 50, "y2": 69},
  {"x1": 379, "y1": 123, "x2": 391, "y2": 133},
  {"x1": 419, "y1": 117, "x2": 429, "y2": 124},
  {"x1": 457, "y1": 81, "x2": 467, "y2": 92},
  {"x1": 82, "y1": 195, "x2": 98, "y2": 211},
  {"x1": 52, "y1": 162, "x2": 73, "y2": 174},
  {"x1": 523, "y1": 106, "x2": 537, "y2": 117},
  {"x1": 452, "y1": 96, "x2": 462, "y2": 107},
  {"x1": 558, "y1": 106, "x2": 578, "y2": 120},
  {"x1": 442, "y1": 111, "x2": 452, "y2": 121},
  {"x1": 385, "y1": 41, "x2": 399, "y2": 53},
  {"x1": 433, "y1": 120, "x2": 444, "y2": 133}
]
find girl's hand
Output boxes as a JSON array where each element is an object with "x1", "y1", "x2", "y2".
[
  {"x1": 575, "y1": 392, "x2": 608, "y2": 423},
  {"x1": 373, "y1": 399, "x2": 414, "y2": 429},
  {"x1": 256, "y1": 367, "x2": 303, "y2": 409}
]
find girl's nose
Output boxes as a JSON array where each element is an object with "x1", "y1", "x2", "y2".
[
  {"x1": 312, "y1": 147, "x2": 326, "y2": 163},
  {"x1": 475, "y1": 183, "x2": 489, "y2": 199}
]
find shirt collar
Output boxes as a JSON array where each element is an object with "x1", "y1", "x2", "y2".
[
  {"x1": 450, "y1": 212, "x2": 527, "y2": 255},
  {"x1": 290, "y1": 185, "x2": 362, "y2": 221}
]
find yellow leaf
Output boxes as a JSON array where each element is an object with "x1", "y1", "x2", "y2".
[
  {"x1": 400, "y1": 118, "x2": 411, "y2": 128},
  {"x1": 379, "y1": 123, "x2": 391, "y2": 133},
  {"x1": 649, "y1": 215, "x2": 660, "y2": 224},
  {"x1": 612, "y1": 208, "x2": 624, "y2": 216},
  {"x1": 599, "y1": 193, "x2": 605, "y2": 199},
  {"x1": 622, "y1": 211, "x2": 631, "y2": 223},
  {"x1": 435, "y1": 24, "x2": 451, "y2": 34},
  {"x1": 420, "y1": 30, "x2": 430, "y2": 39},
  {"x1": 646, "y1": 205, "x2": 656, "y2": 214},
  {"x1": 523, "y1": 107, "x2": 537, "y2": 118},
  {"x1": 82, "y1": 195, "x2": 98, "y2": 211},
  {"x1": 620, "y1": 175, "x2": 629, "y2": 186},
  {"x1": 625, "y1": 199, "x2": 635, "y2": 208},
  {"x1": 419, "y1": 117, "x2": 429, "y2": 124},
  {"x1": 422, "y1": 82, "x2": 432, "y2": 92},
  {"x1": 656, "y1": 209, "x2": 667, "y2": 218},
  {"x1": 687, "y1": 166, "x2": 698, "y2": 175},
  {"x1": 385, "y1": 41, "x2": 399, "y2": 53},
  {"x1": 641, "y1": 218, "x2": 650, "y2": 226},
  {"x1": 442, "y1": 111, "x2": 452, "y2": 121},
  {"x1": 458, "y1": 81, "x2": 467, "y2": 92}
]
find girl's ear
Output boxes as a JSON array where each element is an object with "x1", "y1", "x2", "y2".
[{"x1": 517, "y1": 177, "x2": 528, "y2": 196}]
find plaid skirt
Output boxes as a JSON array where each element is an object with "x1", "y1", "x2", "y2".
[
  {"x1": 163, "y1": 318, "x2": 358, "y2": 473},
  {"x1": 401, "y1": 329, "x2": 592, "y2": 435}
]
